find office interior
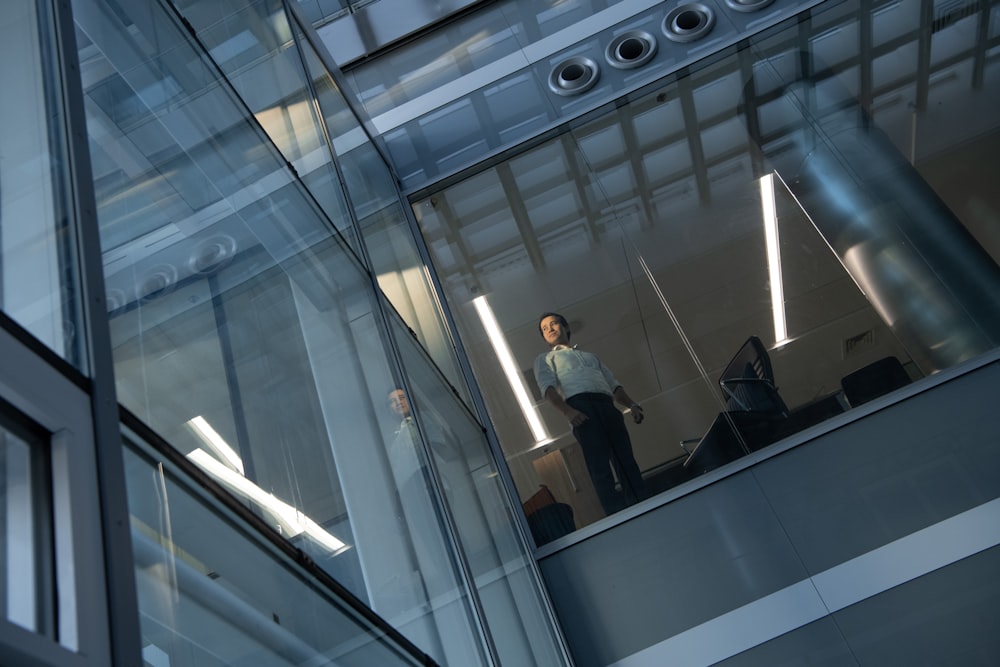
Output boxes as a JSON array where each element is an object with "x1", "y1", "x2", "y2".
[{"x1": 1, "y1": 0, "x2": 998, "y2": 666}]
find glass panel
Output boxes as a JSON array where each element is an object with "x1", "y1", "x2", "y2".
[
  {"x1": 291, "y1": 18, "x2": 472, "y2": 404},
  {"x1": 0, "y1": 405, "x2": 52, "y2": 637},
  {"x1": 123, "y1": 439, "x2": 426, "y2": 666},
  {"x1": 168, "y1": 0, "x2": 360, "y2": 255},
  {"x1": 412, "y1": 0, "x2": 1000, "y2": 533},
  {"x1": 75, "y1": 0, "x2": 492, "y2": 662},
  {"x1": 0, "y1": 1, "x2": 84, "y2": 368},
  {"x1": 173, "y1": 0, "x2": 472, "y2": 405},
  {"x1": 389, "y1": 304, "x2": 566, "y2": 666}
]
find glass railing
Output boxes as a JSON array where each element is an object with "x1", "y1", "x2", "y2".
[{"x1": 122, "y1": 429, "x2": 432, "y2": 666}]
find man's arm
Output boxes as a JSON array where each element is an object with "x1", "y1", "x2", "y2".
[
  {"x1": 543, "y1": 387, "x2": 589, "y2": 427},
  {"x1": 612, "y1": 386, "x2": 644, "y2": 424}
]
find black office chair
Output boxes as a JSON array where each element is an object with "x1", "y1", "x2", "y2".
[
  {"x1": 683, "y1": 336, "x2": 789, "y2": 474},
  {"x1": 718, "y1": 335, "x2": 789, "y2": 417},
  {"x1": 840, "y1": 356, "x2": 910, "y2": 407}
]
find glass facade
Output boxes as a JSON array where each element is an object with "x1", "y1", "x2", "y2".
[
  {"x1": 1, "y1": 0, "x2": 998, "y2": 665},
  {"x1": 69, "y1": 0, "x2": 565, "y2": 664},
  {"x1": 0, "y1": 0, "x2": 85, "y2": 369},
  {"x1": 410, "y1": 0, "x2": 1000, "y2": 534}
]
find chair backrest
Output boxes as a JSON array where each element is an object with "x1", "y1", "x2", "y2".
[
  {"x1": 720, "y1": 335, "x2": 774, "y2": 385},
  {"x1": 718, "y1": 336, "x2": 788, "y2": 415},
  {"x1": 840, "y1": 356, "x2": 910, "y2": 407}
]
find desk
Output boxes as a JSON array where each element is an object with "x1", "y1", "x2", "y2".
[
  {"x1": 682, "y1": 393, "x2": 847, "y2": 476},
  {"x1": 682, "y1": 411, "x2": 786, "y2": 475}
]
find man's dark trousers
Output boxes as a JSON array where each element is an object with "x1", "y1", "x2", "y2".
[{"x1": 567, "y1": 392, "x2": 644, "y2": 514}]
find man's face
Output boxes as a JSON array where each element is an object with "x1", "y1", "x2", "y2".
[
  {"x1": 540, "y1": 316, "x2": 570, "y2": 346},
  {"x1": 388, "y1": 390, "x2": 410, "y2": 418}
]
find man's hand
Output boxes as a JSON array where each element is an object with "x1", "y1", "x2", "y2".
[
  {"x1": 565, "y1": 407, "x2": 589, "y2": 427},
  {"x1": 629, "y1": 403, "x2": 644, "y2": 424}
]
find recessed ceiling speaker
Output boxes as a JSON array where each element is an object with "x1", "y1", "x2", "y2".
[
  {"x1": 605, "y1": 30, "x2": 658, "y2": 70},
  {"x1": 139, "y1": 264, "x2": 178, "y2": 303},
  {"x1": 548, "y1": 56, "x2": 600, "y2": 96},
  {"x1": 724, "y1": 0, "x2": 776, "y2": 12},
  {"x1": 189, "y1": 235, "x2": 237, "y2": 275},
  {"x1": 662, "y1": 3, "x2": 716, "y2": 43}
]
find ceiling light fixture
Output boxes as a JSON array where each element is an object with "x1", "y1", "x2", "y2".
[
  {"x1": 759, "y1": 173, "x2": 788, "y2": 344},
  {"x1": 186, "y1": 416, "x2": 245, "y2": 474},
  {"x1": 187, "y1": 450, "x2": 349, "y2": 554},
  {"x1": 473, "y1": 295, "x2": 549, "y2": 443}
]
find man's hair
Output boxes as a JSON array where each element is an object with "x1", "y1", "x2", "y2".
[{"x1": 538, "y1": 312, "x2": 570, "y2": 340}]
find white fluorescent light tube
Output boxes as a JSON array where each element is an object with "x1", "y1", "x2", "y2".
[
  {"x1": 473, "y1": 296, "x2": 549, "y2": 443},
  {"x1": 760, "y1": 173, "x2": 788, "y2": 344},
  {"x1": 187, "y1": 450, "x2": 348, "y2": 554},
  {"x1": 186, "y1": 416, "x2": 245, "y2": 475}
]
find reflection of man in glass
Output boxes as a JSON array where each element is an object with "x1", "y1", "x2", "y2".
[
  {"x1": 534, "y1": 312, "x2": 645, "y2": 514},
  {"x1": 388, "y1": 388, "x2": 424, "y2": 487},
  {"x1": 385, "y1": 388, "x2": 464, "y2": 611}
]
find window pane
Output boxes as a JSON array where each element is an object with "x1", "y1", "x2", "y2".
[
  {"x1": 292, "y1": 16, "x2": 472, "y2": 405},
  {"x1": 123, "y1": 440, "x2": 426, "y2": 666},
  {"x1": 0, "y1": 409, "x2": 51, "y2": 637},
  {"x1": 412, "y1": 0, "x2": 1000, "y2": 533},
  {"x1": 76, "y1": 0, "x2": 489, "y2": 662},
  {"x1": 0, "y1": 1, "x2": 84, "y2": 368},
  {"x1": 389, "y1": 305, "x2": 567, "y2": 666}
]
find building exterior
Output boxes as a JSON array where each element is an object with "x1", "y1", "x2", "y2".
[{"x1": 0, "y1": 0, "x2": 998, "y2": 666}]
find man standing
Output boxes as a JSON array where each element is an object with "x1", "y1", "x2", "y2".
[{"x1": 534, "y1": 312, "x2": 646, "y2": 515}]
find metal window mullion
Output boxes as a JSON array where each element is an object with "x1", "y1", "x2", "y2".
[
  {"x1": 49, "y1": 1, "x2": 143, "y2": 665},
  {"x1": 283, "y1": 4, "x2": 504, "y2": 666},
  {"x1": 283, "y1": 0, "x2": 376, "y2": 274},
  {"x1": 282, "y1": 0, "x2": 401, "y2": 182},
  {"x1": 392, "y1": 146, "x2": 578, "y2": 667}
]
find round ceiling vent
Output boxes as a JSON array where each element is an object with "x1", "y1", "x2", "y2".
[
  {"x1": 189, "y1": 235, "x2": 237, "y2": 275},
  {"x1": 548, "y1": 56, "x2": 600, "y2": 96},
  {"x1": 724, "y1": 0, "x2": 776, "y2": 12},
  {"x1": 139, "y1": 264, "x2": 178, "y2": 303},
  {"x1": 605, "y1": 30, "x2": 658, "y2": 70},
  {"x1": 662, "y1": 3, "x2": 716, "y2": 43},
  {"x1": 105, "y1": 288, "x2": 128, "y2": 316}
]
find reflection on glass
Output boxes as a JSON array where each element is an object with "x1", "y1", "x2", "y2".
[
  {"x1": 77, "y1": 0, "x2": 495, "y2": 662},
  {"x1": 0, "y1": 412, "x2": 51, "y2": 636},
  {"x1": 172, "y1": 0, "x2": 359, "y2": 254},
  {"x1": 0, "y1": 0, "x2": 83, "y2": 368},
  {"x1": 290, "y1": 18, "x2": 471, "y2": 404},
  {"x1": 123, "y1": 442, "x2": 426, "y2": 667},
  {"x1": 389, "y1": 306, "x2": 567, "y2": 667},
  {"x1": 176, "y1": 0, "x2": 472, "y2": 404}
]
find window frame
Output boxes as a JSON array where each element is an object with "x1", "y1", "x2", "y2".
[{"x1": 0, "y1": 323, "x2": 110, "y2": 667}]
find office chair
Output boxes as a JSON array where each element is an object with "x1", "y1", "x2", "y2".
[
  {"x1": 522, "y1": 485, "x2": 576, "y2": 545},
  {"x1": 718, "y1": 335, "x2": 789, "y2": 417},
  {"x1": 683, "y1": 336, "x2": 790, "y2": 474},
  {"x1": 840, "y1": 356, "x2": 910, "y2": 407}
]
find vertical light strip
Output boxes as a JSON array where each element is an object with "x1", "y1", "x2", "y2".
[
  {"x1": 473, "y1": 296, "x2": 549, "y2": 443},
  {"x1": 760, "y1": 173, "x2": 788, "y2": 344}
]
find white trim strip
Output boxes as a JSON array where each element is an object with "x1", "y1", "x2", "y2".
[
  {"x1": 812, "y1": 497, "x2": 1000, "y2": 612},
  {"x1": 611, "y1": 497, "x2": 1000, "y2": 667},
  {"x1": 369, "y1": 0, "x2": 663, "y2": 133}
]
